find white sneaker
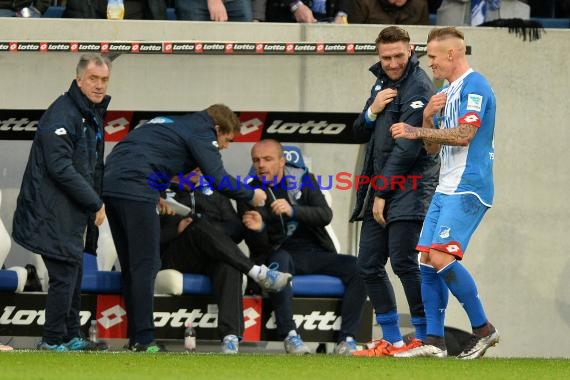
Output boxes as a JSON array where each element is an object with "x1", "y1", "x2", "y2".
[
  {"x1": 457, "y1": 327, "x2": 500, "y2": 360},
  {"x1": 284, "y1": 334, "x2": 311, "y2": 355},
  {"x1": 334, "y1": 337, "x2": 357, "y2": 355},
  {"x1": 221, "y1": 335, "x2": 239, "y2": 354},
  {"x1": 0, "y1": 344, "x2": 13, "y2": 352},
  {"x1": 393, "y1": 343, "x2": 447, "y2": 358},
  {"x1": 256, "y1": 263, "x2": 292, "y2": 292}
]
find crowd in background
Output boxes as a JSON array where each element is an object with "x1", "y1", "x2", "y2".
[{"x1": 1, "y1": 1, "x2": 569, "y2": 25}]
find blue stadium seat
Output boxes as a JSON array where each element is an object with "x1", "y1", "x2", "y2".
[
  {"x1": 81, "y1": 252, "x2": 122, "y2": 294},
  {"x1": 42, "y1": 6, "x2": 64, "y2": 18},
  {"x1": 532, "y1": 17, "x2": 569, "y2": 28},
  {"x1": 291, "y1": 275, "x2": 345, "y2": 297},
  {"x1": 0, "y1": 269, "x2": 24, "y2": 292},
  {"x1": 166, "y1": 8, "x2": 177, "y2": 20},
  {"x1": 181, "y1": 274, "x2": 213, "y2": 294}
]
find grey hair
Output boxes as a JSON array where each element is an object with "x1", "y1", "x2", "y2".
[{"x1": 76, "y1": 53, "x2": 112, "y2": 77}]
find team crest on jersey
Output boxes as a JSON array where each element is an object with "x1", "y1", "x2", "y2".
[
  {"x1": 466, "y1": 94, "x2": 483, "y2": 112},
  {"x1": 459, "y1": 112, "x2": 481, "y2": 127},
  {"x1": 439, "y1": 226, "x2": 451, "y2": 239}
]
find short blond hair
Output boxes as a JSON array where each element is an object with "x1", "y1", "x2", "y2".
[{"x1": 427, "y1": 27, "x2": 465, "y2": 43}]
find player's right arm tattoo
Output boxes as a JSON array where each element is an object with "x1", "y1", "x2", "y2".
[{"x1": 416, "y1": 123, "x2": 477, "y2": 146}]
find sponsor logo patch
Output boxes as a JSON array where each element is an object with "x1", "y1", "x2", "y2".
[
  {"x1": 410, "y1": 100, "x2": 425, "y2": 109},
  {"x1": 466, "y1": 93, "x2": 483, "y2": 112}
]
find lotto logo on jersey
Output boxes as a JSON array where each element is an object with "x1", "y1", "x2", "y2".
[{"x1": 459, "y1": 112, "x2": 481, "y2": 127}]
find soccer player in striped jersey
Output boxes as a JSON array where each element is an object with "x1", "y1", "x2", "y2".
[{"x1": 390, "y1": 26, "x2": 499, "y2": 359}]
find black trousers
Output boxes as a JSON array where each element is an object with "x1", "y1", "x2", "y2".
[
  {"x1": 358, "y1": 210, "x2": 425, "y2": 318},
  {"x1": 42, "y1": 256, "x2": 83, "y2": 345},
  {"x1": 267, "y1": 244, "x2": 366, "y2": 342},
  {"x1": 161, "y1": 218, "x2": 254, "y2": 338},
  {"x1": 104, "y1": 197, "x2": 161, "y2": 346}
]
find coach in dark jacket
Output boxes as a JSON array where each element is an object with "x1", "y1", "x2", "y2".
[
  {"x1": 238, "y1": 140, "x2": 366, "y2": 355},
  {"x1": 350, "y1": 26, "x2": 439, "y2": 356},
  {"x1": 12, "y1": 54, "x2": 110, "y2": 351},
  {"x1": 102, "y1": 104, "x2": 266, "y2": 352}
]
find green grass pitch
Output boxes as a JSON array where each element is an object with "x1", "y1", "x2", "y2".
[{"x1": 1, "y1": 352, "x2": 569, "y2": 380}]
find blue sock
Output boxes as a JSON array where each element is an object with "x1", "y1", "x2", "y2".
[
  {"x1": 376, "y1": 310, "x2": 402, "y2": 344},
  {"x1": 410, "y1": 315, "x2": 427, "y2": 341},
  {"x1": 438, "y1": 261, "x2": 487, "y2": 329},
  {"x1": 421, "y1": 264, "x2": 448, "y2": 338}
]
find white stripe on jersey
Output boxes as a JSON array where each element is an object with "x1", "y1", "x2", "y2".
[{"x1": 436, "y1": 69, "x2": 474, "y2": 198}]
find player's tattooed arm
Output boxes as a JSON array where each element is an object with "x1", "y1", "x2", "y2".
[
  {"x1": 391, "y1": 123, "x2": 477, "y2": 147},
  {"x1": 421, "y1": 112, "x2": 441, "y2": 154}
]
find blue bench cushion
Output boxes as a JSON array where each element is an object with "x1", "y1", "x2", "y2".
[
  {"x1": 0, "y1": 269, "x2": 19, "y2": 292},
  {"x1": 291, "y1": 275, "x2": 345, "y2": 297},
  {"x1": 81, "y1": 253, "x2": 122, "y2": 293},
  {"x1": 82, "y1": 270, "x2": 123, "y2": 293},
  {"x1": 181, "y1": 273, "x2": 213, "y2": 295}
]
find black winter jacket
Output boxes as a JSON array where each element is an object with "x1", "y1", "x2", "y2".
[
  {"x1": 12, "y1": 80, "x2": 109, "y2": 263},
  {"x1": 350, "y1": 53, "x2": 440, "y2": 224},
  {"x1": 238, "y1": 165, "x2": 336, "y2": 263},
  {"x1": 160, "y1": 184, "x2": 244, "y2": 247},
  {"x1": 103, "y1": 111, "x2": 254, "y2": 204}
]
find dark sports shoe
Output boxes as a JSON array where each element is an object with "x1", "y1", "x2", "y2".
[
  {"x1": 457, "y1": 325, "x2": 500, "y2": 360},
  {"x1": 64, "y1": 337, "x2": 108, "y2": 351},
  {"x1": 131, "y1": 341, "x2": 167, "y2": 353}
]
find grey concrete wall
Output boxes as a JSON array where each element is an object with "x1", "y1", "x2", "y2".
[{"x1": 1, "y1": 18, "x2": 569, "y2": 357}]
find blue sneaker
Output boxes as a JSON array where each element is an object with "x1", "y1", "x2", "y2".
[
  {"x1": 256, "y1": 263, "x2": 292, "y2": 293},
  {"x1": 221, "y1": 334, "x2": 239, "y2": 354},
  {"x1": 284, "y1": 334, "x2": 311, "y2": 355},
  {"x1": 37, "y1": 341, "x2": 68, "y2": 352},
  {"x1": 64, "y1": 337, "x2": 107, "y2": 351}
]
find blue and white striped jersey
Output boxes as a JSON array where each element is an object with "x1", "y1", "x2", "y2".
[{"x1": 433, "y1": 69, "x2": 496, "y2": 206}]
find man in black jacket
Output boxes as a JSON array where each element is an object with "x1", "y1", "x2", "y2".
[
  {"x1": 350, "y1": 26, "x2": 439, "y2": 357},
  {"x1": 13, "y1": 53, "x2": 110, "y2": 351},
  {"x1": 160, "y1": 170, "x2": 291, "y2": 354},
  {"x1": 103, "y1": 104, "x2": 266, "y2": 352},
  {"x1": 239, "y1": 139, "x2": 366, "y2": 355}
]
